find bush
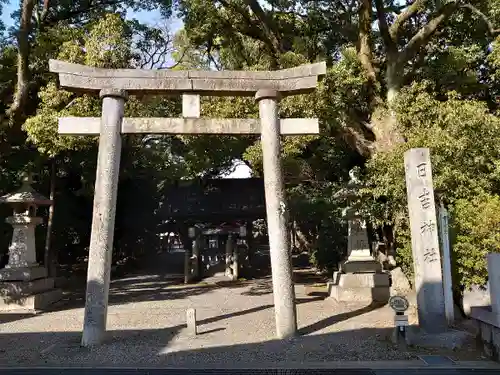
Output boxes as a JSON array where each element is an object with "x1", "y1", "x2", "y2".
[
  {"x1": 365, "y1": 84, "x2": 500, "y2": 289},
  {"x1": 451, "y1": 194, "x2": 500, "y2": 289}
]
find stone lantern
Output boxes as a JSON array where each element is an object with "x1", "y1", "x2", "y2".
[
  {"x1": 0, "y1": 174, "x2": 62, "y2": 312},
  {"x1": 328, "y1": 168, "x2": 390, "y2": 303}
]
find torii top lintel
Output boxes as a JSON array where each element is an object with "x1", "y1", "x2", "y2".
[{"x1": 48, "y1": 60, "x2": 326, "y2": 96}]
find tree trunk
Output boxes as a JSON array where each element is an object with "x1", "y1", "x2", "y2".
[
  {"x1": 44, "y1": 158, "x2": 56, "y2": 277},
  {"x1": 9, "y1": 0, "x2": 36, "y2": 120},
  {"x1": 368, "y1": 56, "x2": 405, "y2": 153},
  {"x1": 386, "y1": 57, "x2": 402, "y2": 106},
  {"x1": 358, "y1": 0, "x2": 376, "y2": 85}
]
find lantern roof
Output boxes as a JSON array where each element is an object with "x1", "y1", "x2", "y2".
[{"x1": 0, "y1": 174, "x2": 52, "y2": 206}]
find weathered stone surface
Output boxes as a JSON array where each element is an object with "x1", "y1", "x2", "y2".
[
  {"x1": 186, "y1": 308, "x2": 197, "y2": 336},
  {"x1": 0, "y1": 288, "x2": 62, "y2": 312},
  {"x1": 342, "y1": 260, "x2": 382, "y2": 273},
  {"x1": 345, "y1": 215, "x2": 372, "y2": 261},
  {"x1": 0, "y1": 277, "x2": 54, "y2": 297},
  {"x1": 338, "y1": 273, "x2": 390, "y2": 288},
  {"x1": 488, "y1": 253, "x2": 500, "y2": 317},
  {"x1": 471, "y1": 306, "x2": 500, "y2": 328},
  {"x1": 182, "y1": 94, "x2": 200, "y2": 118},
  {"x1": 463, "y1": 284, "x2": 491, "y2": 317},
  {"x1": 329, "y1": 284, "x2": 390, "y2": 303},
  {"x1": 0, "y1": 266, "x2": 47, "y2": 281},
  {"x1": 4, "y1": 217, "x2": 42, "y2": 269},
  {"x1": 50, "y1": 59, "x2": 326, "y2": 80},
  {"x1": 58, "y1": 117, "x2": 320, "y2": 135},
  {"x1": 404, "y1": 148, "x2": 446, "y2": 333},
  {"x1": 390, "y1": 267, "x2": 412, "y2": 295},
  {"x1": 257, "y1": 89, "x2": 297, "y2": 339},
  {"x1": 81, "y1": 91, "x2": 125, "y2": 348},
  {"x1": 49, "y1": 60, "x2": 326, "y2": 95}
]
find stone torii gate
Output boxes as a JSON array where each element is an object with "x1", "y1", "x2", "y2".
[{"x1": 49, "y1": 59, "x2": 326, "y2": 347}]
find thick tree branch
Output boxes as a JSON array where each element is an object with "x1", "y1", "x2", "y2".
[
  {"x1": 461, "y1": 4, "x2": 500, "y2": 36},
  {"x1": 374, "y1": 0, "x2": 397, "y2": 52},
  {"x1": 42, "y1": 0, "x2": 124, "y2": 27},
  {"x1": 40, "y1": 0, "x2": 50, "y2": 22},
  {"x1": 389, "y1": 0, "x2": 427, "y2": 39},
  {"x1": 218, "y1": 0, "x2": 280, "y2": 68},
  {"x1": 8, "y1": 0, "x2": 36, "y2": 121},
  {"x1": 358, "y1": 0, "x2": 377, "y2": 83},
  {"x1": 399, "y1": 2, "x2": 459, "y2": 65},
  {"x1": 243, "y1": 0, "x2": 283, "y2": 53}
]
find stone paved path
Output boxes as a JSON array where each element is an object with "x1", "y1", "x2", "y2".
[{"x1": 0, "y1": 271, "x2": 486, "y2": 367}]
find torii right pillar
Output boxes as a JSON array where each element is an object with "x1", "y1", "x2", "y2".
[{"x1": 256, "y1": 89, "x2": 297, "y2": 338}]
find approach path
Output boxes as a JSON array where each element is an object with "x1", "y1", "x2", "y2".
[{"x1": 0, "y1": 264, "x2": 487, "y2": 367}]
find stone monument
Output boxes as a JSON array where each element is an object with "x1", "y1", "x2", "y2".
[
  {"x1": 329, "y1": 168, "x2": 390, "y2": 303},
  {"x1": 0, "y1": 174, "x2": 62, "y2": 312},
  {"x1": 404, "y1": 148, "x2": 446, "y2": 333}
]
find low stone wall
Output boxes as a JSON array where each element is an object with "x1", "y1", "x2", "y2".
[{"x1": 471, "y1": 306, "x2": 500, "y2": 360}]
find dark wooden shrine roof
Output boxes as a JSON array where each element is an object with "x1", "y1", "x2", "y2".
[{"x1": 160, "y1": 178, "x2": 266, "y2": 220}]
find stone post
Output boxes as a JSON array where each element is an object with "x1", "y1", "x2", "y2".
[
  {"x1": 192, "y1": 235, "x2": 200, "y2": 280},
  {"x1": 232, "y1": 242, "x2": 239, "y2": 281},
  {"x1": 256, "y1": 89, "x2": 297, "y2": 339},
  {"x1": 404, "y1": 148, "x2": 446, "y2": 333},
  {"x1": 438, "y1": 202, "x2": 455, "y2": 325},
  {"x1": 81, "y1": 89, "x2": 126, "y2": 347},
  {"x1": 487, "y1": 253, "x2": 500, "y2": 323},
  {"x1": 182, "y1": 96, "x2": 200, "y2": 284},
  {"x1": 225, "y1": 234, "x2": 233, "y2": 278},
  {"x1": 246, "y1": 222, "x2": 254, "y2": 268},
  {"x1": 184, "y1": 246, "x2": 192, "y2": 284}
]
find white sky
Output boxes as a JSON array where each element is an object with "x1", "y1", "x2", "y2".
[{"x1": 220, "y1": 161, "x2": 252, "y2": 179}]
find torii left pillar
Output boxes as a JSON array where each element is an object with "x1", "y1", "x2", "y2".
[{"x1": 81, "y1": 89, "x2": 127, "y2": 347}]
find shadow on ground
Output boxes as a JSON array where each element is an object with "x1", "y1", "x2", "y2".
[
  {"x1": 0, "y1": 323, "x2": 484, "y2": 367},
  {"x1": 0, "y1": 283, "x2": 484, "y2": 367},
  {"x1": 0, "y1": 249, "x2": 328, "y2": 326}
]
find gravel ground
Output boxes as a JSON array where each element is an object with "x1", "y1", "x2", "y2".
[{"x1": 0, "y1": 274, "x2": 483, "y2": 367}]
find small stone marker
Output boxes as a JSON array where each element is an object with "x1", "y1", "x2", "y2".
[
  {"x1": 390, "y1": 295, "x2": 410, "y2": 344},
  {"x1": 404, "y1": 148, "x2": 446, "y2": 333},
  {"x1": 186, "y1": 308, "x2": 197, "y2": 336}
]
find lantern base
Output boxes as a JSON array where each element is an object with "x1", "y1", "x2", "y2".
[
  {"x1": 0, "y1": 266, "x2": 62, "y2": 312},
  {"x1": 328, "y1": 269, "x2": 390, "y2": 304},
  {"x1": 0, "y1": 286, "x2": 62, "y2": 312},
  {"x1": 0, "y1": 265, "x2": 47, "y2": 281}
]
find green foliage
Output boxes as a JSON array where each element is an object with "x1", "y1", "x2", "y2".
[
  {"x1": 489, "y1": 36, "x2": 500, "y2": 82},
  {"x1": 451, "y1": 194, "x2": 500, "y2": 289},
  {"x1": 289, "y1": 182, "x2": 347, "y2": 271},
  {"x1": 1, "y1": 0, "x2": 499, "y2": 281},
  {"x1": 365, "y1": 85, "x2": 500, "y2": 286},
  {"x1": 85, "y1": 14, "x2": 133, "y2": 69}
]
